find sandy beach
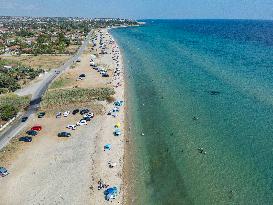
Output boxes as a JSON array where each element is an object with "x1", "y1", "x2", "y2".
[
  {"x1": 0, "y1": 28, "x2": 126, "y2": 204},
  {"x1": 91, "y1": 28, "x2": 126, "y2": 204}
]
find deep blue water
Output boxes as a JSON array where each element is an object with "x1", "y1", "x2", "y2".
[{"x1": 111, "y1": 20, "x2": 273, "y2": 205}]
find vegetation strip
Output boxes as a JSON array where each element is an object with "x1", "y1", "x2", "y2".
[{"x1": 41, "y1": 87, "x2": 115, "y2": 108}]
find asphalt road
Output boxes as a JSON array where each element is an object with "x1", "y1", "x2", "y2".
[{"x1": 0, "y1": 32, "x2": 91, "y2": 150}]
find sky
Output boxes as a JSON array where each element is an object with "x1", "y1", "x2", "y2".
[{"x1": 0, "y1": 0, "x2": 273, "y2": 20}]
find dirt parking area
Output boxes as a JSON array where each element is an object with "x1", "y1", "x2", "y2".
[
  {"x1": 0, "y1": 108, "x2": 105, "y2": 204},
  {"x1": 50, "y1": 53, "x2": 112, "y2": 91}
]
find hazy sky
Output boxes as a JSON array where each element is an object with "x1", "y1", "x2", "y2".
[{"x1": 0, "y1": 0, "x2": 273, "y2": 20}]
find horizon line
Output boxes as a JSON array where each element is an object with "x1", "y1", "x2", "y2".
[{"x1": 1, "y1": 15, "x2": 273, "y2": 21}]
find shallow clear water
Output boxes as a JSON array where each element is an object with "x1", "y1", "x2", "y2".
[{"x1": 111, "y1": 20, "x2": 273, "y2": 205}]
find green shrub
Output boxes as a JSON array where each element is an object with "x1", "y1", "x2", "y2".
[
  {"x1": 0, "y1": 94, "x2": 31, "y2": 121},
  {"x1": 0, "y1": 104, "x2": 18, "y2": 121},
  {"x1": 0, "y1": 61, "x2": 43, "y2": 92},
  {"x1": 0, "y1": 73, "x2": 20, "y2": 91},
  {"x1": 0, "y1": 88, "x2": 9, "y2": 94},
  {"x1": 0, "y1": 94, "x2": 31, "y2": 109}
]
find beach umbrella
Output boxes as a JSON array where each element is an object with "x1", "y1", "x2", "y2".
[
  {"x1": 114, "y1": 101, "x2": 123, "y2": 106},
  {"x1": 114, "y1": 129, "x2": 121, "y2": 136},
  {"x1": 104, "y1": 187, "x2": 118, "y2": 201},
  {"x1": 104, "y1": 144, "x2": 111, "y2": 150},
  {"x1": 115, "y1": 122, "x2": 121, "y2": 128}
]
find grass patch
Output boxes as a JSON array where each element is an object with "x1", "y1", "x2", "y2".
[
  {"x1": 49, "y1": 73, "x2": 73, "y2": 89},
  {"x1": 41, "y1": 87, "x2": 115, "y2": 109},
  {"x1": 1, "y1": 55, "x2": 71, "y2": 71},
  {"x1": 66, "y1": 45, "x2": 80, "y2": 54},
  {"x1": 70, "y1": 63, "x2": 76, "y2": 69},
  {"x1": 0, "y1": 93, "x2": 31, "y2": 109}
]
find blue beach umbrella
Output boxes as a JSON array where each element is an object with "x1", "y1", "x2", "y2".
[
  {"x1": 104, "y1": 187, "x2": 118, "y2": 200},
  {"x1": 114, "y1": 128, "x2": 121, "y2": 136},
  {"x1": 114, "y1": 100, "x2": 124, "y2": 106},
  {"x1": 104, "y1": 144, "x2": 111, "y2": 150}
]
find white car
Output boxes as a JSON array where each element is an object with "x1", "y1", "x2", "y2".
[
  {"x1": 63, "y1": 111, "x2": 70, "y2": 117},
  {"x1": 83, "y1": 113, "x2": 94, "y2": 118},
  {"x1": 56, "y1": 112, "x2": 62, "y2": 118},
  {"x1": 66, "y1": 125, "x2": 76, "y2": 130},
  {"x1": 112, "y1": 107, "x2": 119, "y2": 112},
  {"x1": 76, "y1": 119, "x2": 87, "y2": 126},
  {"x1": 76, "y1": 77, "x2": 84, "y2": 81}
]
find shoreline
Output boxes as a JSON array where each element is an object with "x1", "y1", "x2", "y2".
[
  {"x1": 116, "y1": 39, "x2": 132, "y2": 205},
  {"x1": 109, "y1": 27, "x2": 135, "y2": 204},
  {"x1": 110, "y1": 29, "x2": 129, "y2": 203}
]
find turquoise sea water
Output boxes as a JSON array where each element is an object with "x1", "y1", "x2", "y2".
[{"x1": 111, "y1": 20, "x2": 273, "y2": 205}]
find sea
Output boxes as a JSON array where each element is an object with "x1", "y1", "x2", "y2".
[{"x1": 111, "y1": 20, "x2": 273, "y2": 205}]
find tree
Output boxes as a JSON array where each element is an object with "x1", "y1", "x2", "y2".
[{"x1": 0, "y1": 73, "x2": 20, "y2": 91}]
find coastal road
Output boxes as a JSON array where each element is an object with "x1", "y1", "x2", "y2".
[{"x1": 0, "y1": 32, "x2": 92, "y2": 150}]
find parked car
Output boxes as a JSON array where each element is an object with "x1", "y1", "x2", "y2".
[
  {"x1": 80, "y1": 109, "x2": 90, "y2": 115},
  {"x1": 31, "y1": 125, "x2": 42, "y2": 131},
  {"x1": 63, "y1": 111, "x2": 70, "y2": 117},
  {"x1": 38, "y1": 112, "x2": 46, "y2": 118},
  {"x1": 21, "y1": 117, "x2": 28, "y2": 122},
  {"x1": 26, "y1": 130, "x2": 38, "y2": 136},
  {"x1": 79, "y1": 74, "x2": 86, "y2": 78},
  {"x1": 77, "y1": 77, "x2": 84, "y2": 81},
  {"x1": 83, "y1": 113, "x2": 94, "y2": 118},
  {"x1": 112, "y1": 107, "x2": 120, "y2": 112},
  {"x1": 56, "y1": 112, "x2": 62, "y2": 118},
  {"x1": 102, "y1": 73, "x2": 109, "y2": 77},
  {"x1": 72, "y1": 109, "x2": 79, "y2": 115},
  {"x1": 66, "y1": 125, "x2": 76, "y2": 130},
  {"x1": 83, "y1": 117, "x2": 91, "y2": 121},
  {"x1": 19, "y1": 136, "x2": 32, "y2": 142},
  {"x1": 76, "y1": 58, "x2": 81, "y2": 62},
  {"x1": 76, "y1": 119, "x2": 87, "y2": 126},
  {"x1": 100, "y1": 70, "x2": 107, "y2": 75},
  {"x1": 58, "y1": 132, "x2": 71, "y2": 137},
  {"x1": 0, "y1": 167, "x2": 9, "y2": 177}
]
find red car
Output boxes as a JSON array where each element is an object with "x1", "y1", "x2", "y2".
[{"x1": 31, "y1": 125, "x2": 42, "y2": 131}]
